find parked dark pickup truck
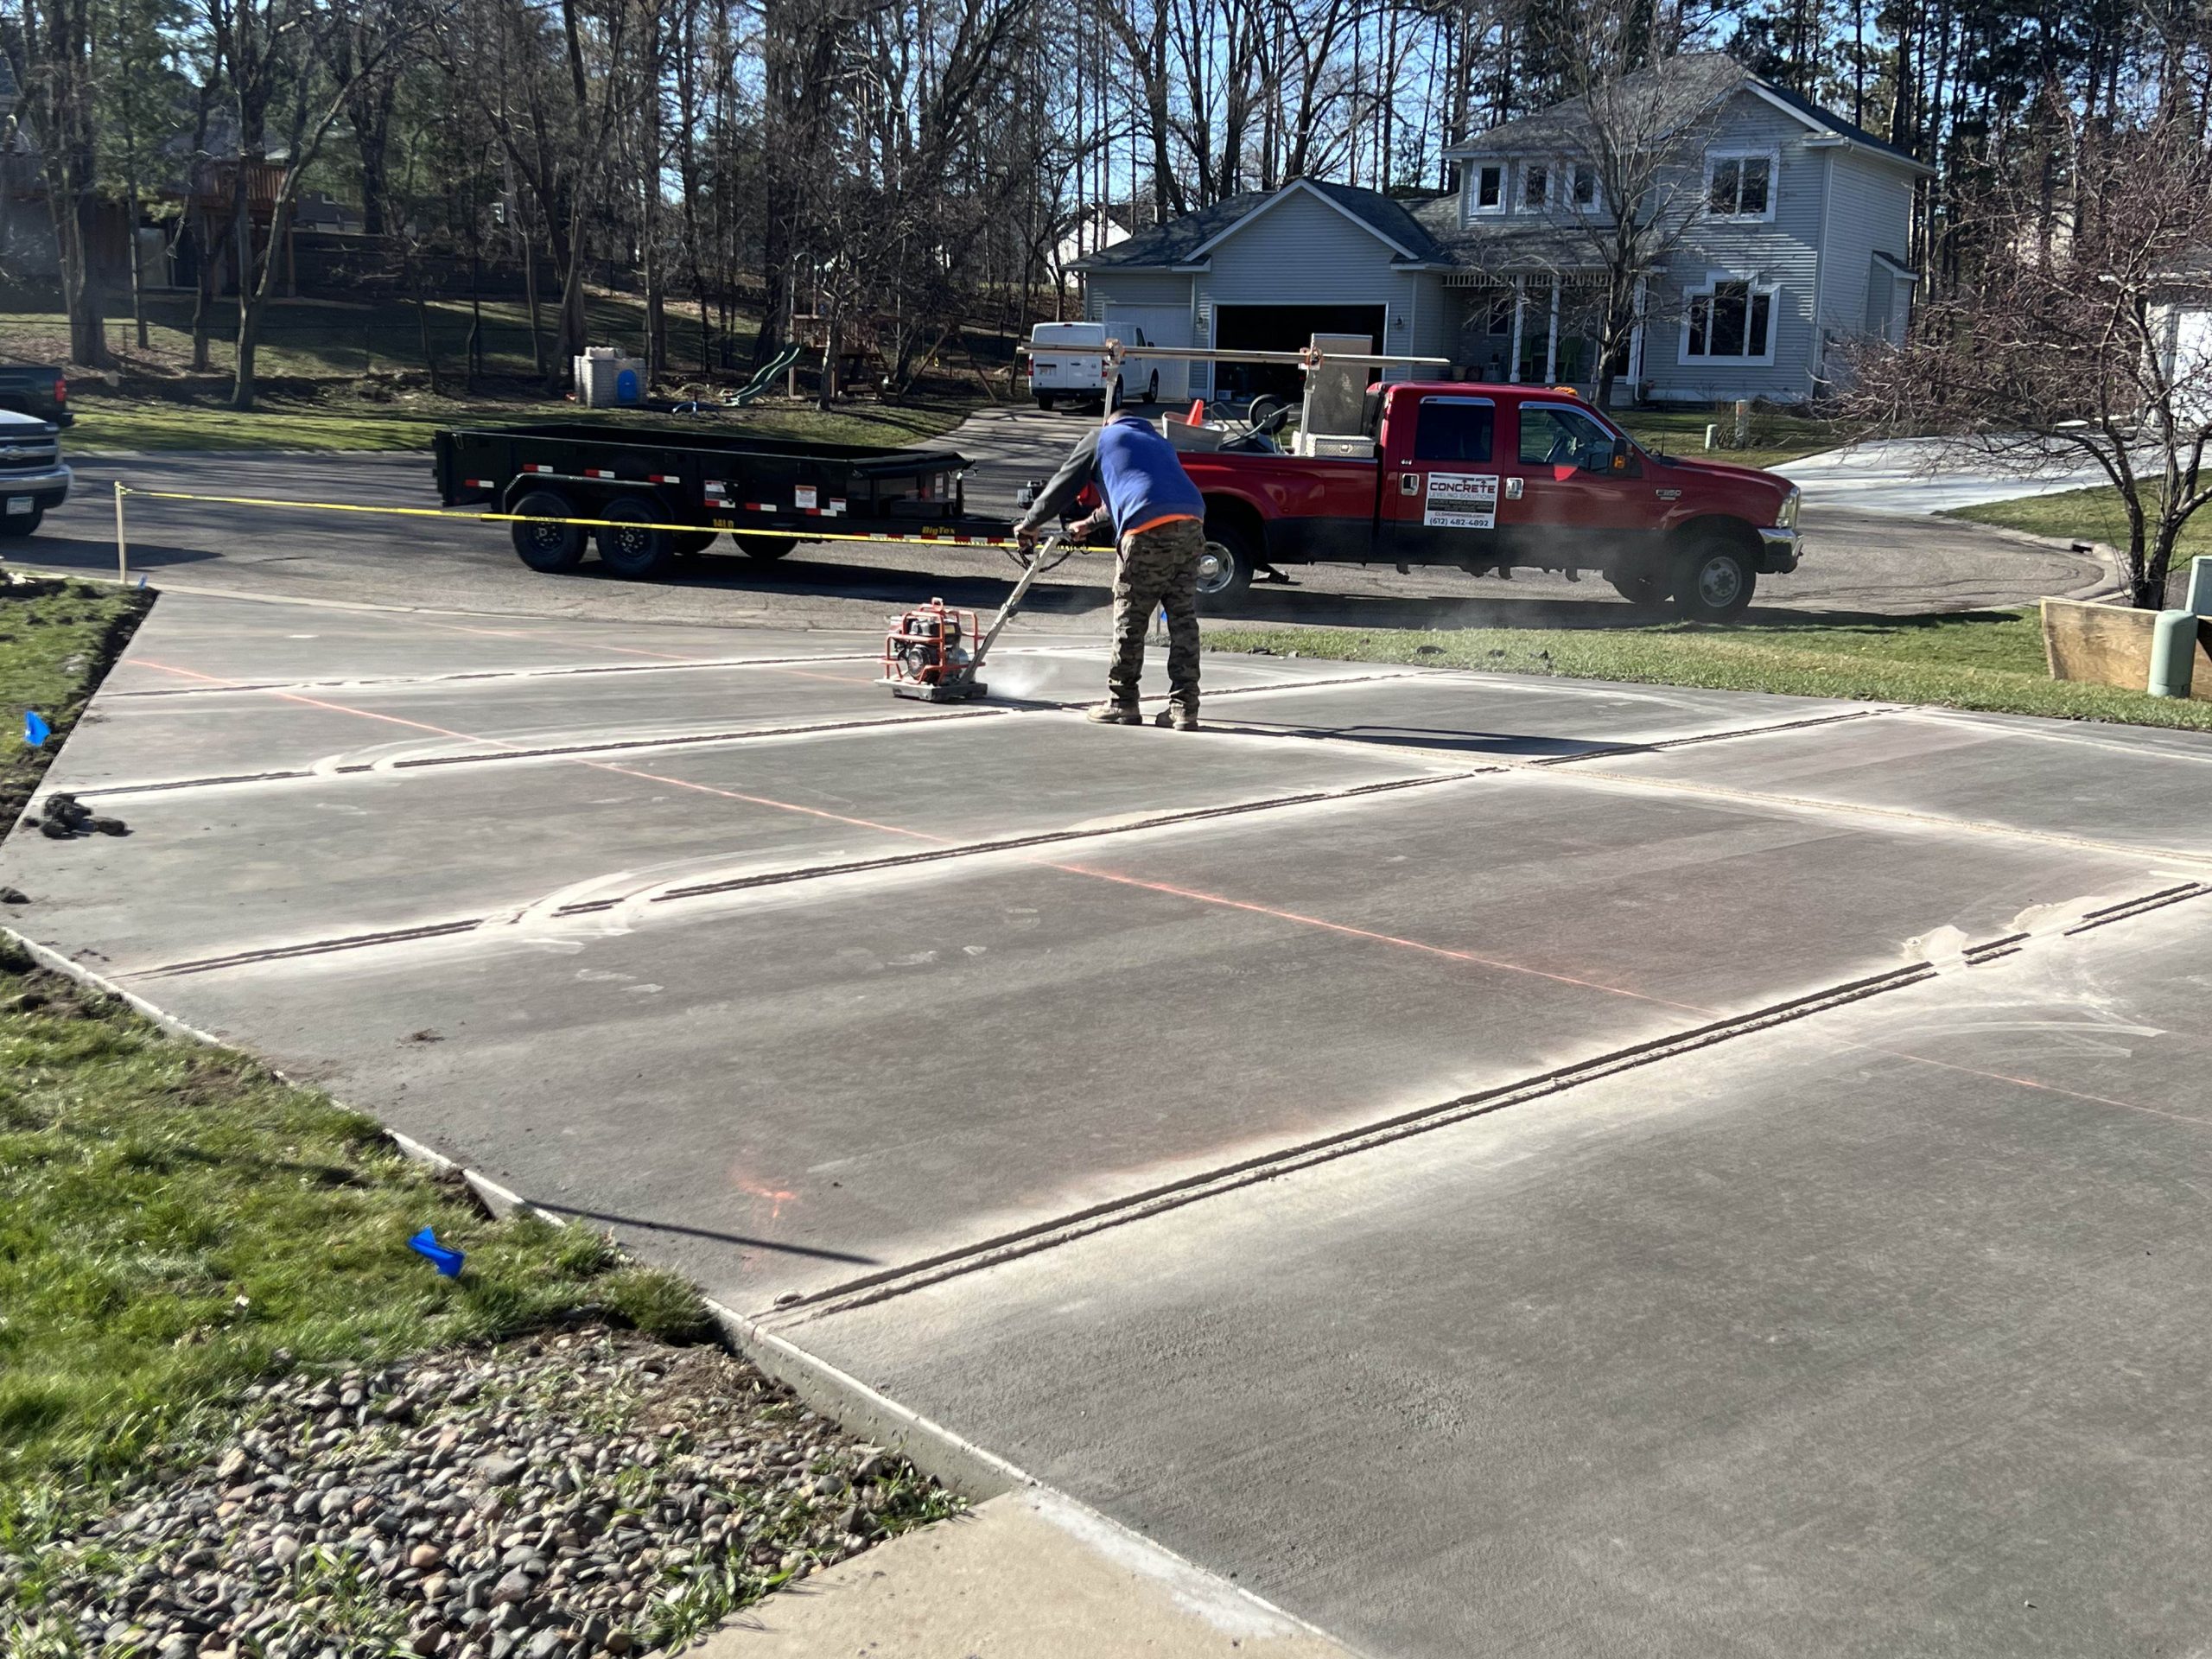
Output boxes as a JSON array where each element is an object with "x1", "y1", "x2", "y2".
[
  {"x1": 0, "y1": 410, "x2": 71, "y2": 539},
  {"x1": 0, "y1": 366, "x2": 72, "y2": 428}
]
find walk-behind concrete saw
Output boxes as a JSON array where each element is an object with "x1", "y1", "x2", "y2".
[{"x1": 880, "y1": 533, "x2": 1065, "y2": 702}]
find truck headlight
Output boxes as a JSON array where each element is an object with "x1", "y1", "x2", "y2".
[{"x1": 1776, "y1": 486, "x2": 1800, "y2": 529}]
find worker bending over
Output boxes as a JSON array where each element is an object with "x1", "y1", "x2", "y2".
[{"x1": 1017, "y1": 406, "x2": 1206, "y2": 730}]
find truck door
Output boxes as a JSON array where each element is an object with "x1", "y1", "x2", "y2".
[
  {"x1": 1498, "y1": 400, "x2": 1645, "y2": 569},
  {"x1": 1380, "y1": 394, "x2": 1500, "y2": 567}
]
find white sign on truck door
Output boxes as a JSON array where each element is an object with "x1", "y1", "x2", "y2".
[{"x1": 1425, "y1": 473, "x2": 1498, "y2": 529}]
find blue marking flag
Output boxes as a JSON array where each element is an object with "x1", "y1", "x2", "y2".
[
  {"x1": 23, "y1": 710, "x2": 49, "y2": 747},
  {"x1": 407, "y1": 1226, "x2": 466, "y2": 1278}
]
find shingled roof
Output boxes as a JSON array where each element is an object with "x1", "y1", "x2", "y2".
[{"x1": 1073, "y1": 178, "x2": 1452, "y2": 271}]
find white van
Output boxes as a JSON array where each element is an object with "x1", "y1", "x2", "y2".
[{"x1": 1026, "y1": 321, "x2": 1159, "y2": 411}]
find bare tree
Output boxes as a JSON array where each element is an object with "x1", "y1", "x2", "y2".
[
  {"x1": 1839, "y1": 111, "x2": 2212, "y2": 607},
  {"x1": 12, "y1": 0, "x2": 109, "y2": 363}
]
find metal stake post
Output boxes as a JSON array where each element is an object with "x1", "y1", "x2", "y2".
[{"x1": 113, "y1": 481, "x2": 128, "y2": 586}]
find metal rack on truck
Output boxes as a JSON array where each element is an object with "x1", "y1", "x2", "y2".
[{"x1": 432, "y1": 422, "x2": 1012, "y2": 579}]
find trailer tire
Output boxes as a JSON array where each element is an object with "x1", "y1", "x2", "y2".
[
  {"x1": 672, "y1": 531, "x2": 718, "y2": 555},
  {"x1": 509, "y1": 490, "x2": 586, "y2": 572},
  {"x1": 735, "y1": 534, "x2": 794, "y2": 562},
  {"x1": 1036, "y1": 392, "x2": 1056, "y2": 411},
  {"x1": 1197, "y1": 516, "x2": 1257, "y2": 611},
  {"x1": 596, "y1": 495, "x2": 675, "y2": 580}
]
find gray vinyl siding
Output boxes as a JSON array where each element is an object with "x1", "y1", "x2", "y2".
[
  {"x1": 1190, "y1": 188, "x2": 1425, "y2": 396},
  {"x1": 1642, "y1": 95, "x2": 1823, "y2": 404},
  {"x1": 1816, "y1": 149, "x2": 1916, "y2": 341},
  {"x1": 1082, "y1": 270, "x2": 1192, "y2": 322},
  {"x1": 1408, "y1": 272, "x2": 1458, "y2": 367}
]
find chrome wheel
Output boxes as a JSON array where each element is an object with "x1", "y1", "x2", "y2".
[
  {"x1": 1196, "y1": 541, "x2": 1236, "y2": 597},
  {"x1": 1695, "y1": 555, "x2": 1744, "y2": 610}
]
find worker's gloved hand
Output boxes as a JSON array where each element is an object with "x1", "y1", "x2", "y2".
[{"x1": 1015, "y1": 524, "x2": 1038, "y2": 556}]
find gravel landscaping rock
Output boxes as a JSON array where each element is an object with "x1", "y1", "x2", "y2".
[{"x1": 2, "y1": 1325, "x2": 960, "y2": 1657}]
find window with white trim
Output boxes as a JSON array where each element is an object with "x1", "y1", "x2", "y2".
[
  {"x1": 1570, "y1": 162, "x2": 1600, "y2": 212},
  {"x1": 1521, "y1": 161, "x2": 1550, "y2": 210},
  {"x1": 1467, "y1": 162, "x2": 1505, "y2": 217},
  {"x1": 1706, "y1": 150, "x2": 1776, "y2": 219},
  {"x1": 1681, "y1": 276, "x2": 1777, "y2": 363}
]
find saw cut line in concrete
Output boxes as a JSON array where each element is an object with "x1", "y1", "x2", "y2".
[
  {"x1": 73, "y1": 704, "x2": 1026, "y2": 798},
  {"x1": 120, "y1": 770, "x2": 1495, "y2": 978},
  {"x1": 1524, "y1": 702, "x2": 1901, "y2": 763},
  {"x1": 1516, "y1": 759, "x2": 2212, "y2": 871},
  {"x1": 104, "y1": 651, "x2": 894, "y2": 698},
  {"x1": 2062, "y1": 881, "x2": 2211, "y2": 934},
  {"x1": 768, "y1": 880, "x2": 2201, "y2": 1328},
  {"x1": 767, "y1": 960, "x2": 1945, "y2": 1325}
]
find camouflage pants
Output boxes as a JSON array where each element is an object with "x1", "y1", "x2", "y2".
[{"x1": 1109, "y1": 517, "x2": 1204, "y2": 713}]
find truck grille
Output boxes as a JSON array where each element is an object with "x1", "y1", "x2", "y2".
[{"x1": 0, "y1": 439, "x2": 58, "y2": 472}]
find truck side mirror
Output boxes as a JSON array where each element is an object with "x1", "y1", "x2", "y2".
[{"x1": 1608, "y1": 438, "x2": 1631, "y2": 473}]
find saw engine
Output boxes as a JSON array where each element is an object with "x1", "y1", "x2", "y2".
[{"x1": 882, "y1": 599, "x2": 984, "y2": 701}]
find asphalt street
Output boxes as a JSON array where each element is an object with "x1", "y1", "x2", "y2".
[
  {"x1": 12, "y1": 404, "x2": 2105, "y2": 629},
  {"x1": 7, "y1": 580, "x2": 2211, "y2": 1656}
]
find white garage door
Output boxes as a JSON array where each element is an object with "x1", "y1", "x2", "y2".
[{"x1": 1103, "y1": 303, "x2": 1192, "y2": 404}]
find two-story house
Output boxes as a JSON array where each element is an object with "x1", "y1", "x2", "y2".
[{"x1": 1074, "y1": 53, "x2": 1929, "y2": 408}]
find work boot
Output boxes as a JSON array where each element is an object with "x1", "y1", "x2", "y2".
[
  {"x1": 1085, "y1": 701, "x2": 1141, "y2": 726},
  {"x1": 1154, "y1": 705, "x2": 1200, "y2": 732}
]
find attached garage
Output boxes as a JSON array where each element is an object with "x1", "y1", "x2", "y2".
[
  {"x1": 1101, "y1": 302, "x2": 1192, "y2": 404},
  {"x1": 1211, "y1": 302, "x2": 1386, "y2": 403}
]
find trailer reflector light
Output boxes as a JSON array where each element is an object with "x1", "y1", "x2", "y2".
[
  {"x1": 524, "y1": 463, "x2": 552, "y2": 474},
  {"x1": 651, "y1": 474, "x2": 681, "y2": 484},
  {"x1": 586, "y1": 467, "x2": 616, "y2": 479}
]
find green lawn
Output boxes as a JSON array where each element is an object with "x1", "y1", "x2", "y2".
[
  {"x1": 1210, "y1": 609, "x2": 2212, "y2": 731},
  {"x1": 1617, "y1": 408, "x2": 1842, "y2": 473},
  {"x1": 0, "y1": 582, "x2": 151, "y2": 830},
  {"x1": 0, "y1": 942, "x2": 709, "y2": 1518},
  {"x1": 1946, "y1": 483, "x2": 2212, "y2": 566}
]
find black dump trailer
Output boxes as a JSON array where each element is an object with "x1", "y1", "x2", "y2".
[{"x1": 433, "y1": 421, "x2": 1015, "y2": 579}]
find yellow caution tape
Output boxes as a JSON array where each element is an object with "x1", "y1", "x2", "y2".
[{"x1": 116, "y1": 486, "x2": 1046, "y2": 551}]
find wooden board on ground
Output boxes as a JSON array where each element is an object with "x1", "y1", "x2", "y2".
[{"x1": 2042, "y1": 597, "x2": 2212, "y2": 700}]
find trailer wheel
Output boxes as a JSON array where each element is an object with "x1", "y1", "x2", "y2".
[
  {"x1": 735, "y1": 535, "x2": 794, "y2": 562},
  {"x1": 672, "y1": 531, "x2": 718, "y2": 555},
  {"x1": 596, "y1": 495, "x2": 674, "y2": 580},
  {"x1": 509, "y1": 490, "x2": 586, "y2": 572},
  {"x1": 1196, "y1": 518, "x2": 1256, "y2": 610}
]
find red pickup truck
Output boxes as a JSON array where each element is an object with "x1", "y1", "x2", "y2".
[{"x1": 1174, "y1": 381, "x2": 1801, "y2": 620}]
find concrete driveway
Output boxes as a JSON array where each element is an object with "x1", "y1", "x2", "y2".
[
  {"x1": 9, "y1": 584, "x2": 2212, "y2": 1656},
  {"x1": 1779, "y1": 435, "x2": 2115, "y2": 515},
  {"x1": 13, "y1": 405, "x2": 2102, "y2": 626}
]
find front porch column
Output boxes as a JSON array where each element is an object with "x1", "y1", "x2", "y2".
[
  {"x1": 1545, "y1": 282, "x2": 1561, "y2": 383},
  {"x1": 1508, "y1": 276, "x2": 1524, "y2": 384}
]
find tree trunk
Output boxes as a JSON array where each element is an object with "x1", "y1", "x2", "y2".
[
  {"x1": 413, "y1": 267, "x2": 444, "y2": 397},
  {"x1": 190, "y1": 210, "x2": 217, "y2": 372}
]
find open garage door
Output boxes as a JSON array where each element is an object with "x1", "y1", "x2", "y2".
[
  {"x1": 1103, "y1": 304, "x2": 1191, "y2": 404},
  {"x1": 1212, "y1": 302, "x2": 1386, "y2": 404}
]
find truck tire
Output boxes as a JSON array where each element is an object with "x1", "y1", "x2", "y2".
[
  {"x1": 671, "y1": 531, "x2": 718, "y2": 555},
  {"x1": 1607, "y1": 571, "x2": 1663, "y2": 610},
  {"x1": 509, "y1": 490, "x2": 585, "y2": 572},
  {"x1": 0, "y1": 509, "x2": 44, "y2": 538},
  {"x1": 1036, "y1": 392, "x2": 1056, "y2": 411},
  {"x1": 596, "y1": 495, "x2": 674, "y2": 579},
  {"x1": 1144, "y1": 372, "x2": 1159, "y2": 404},
  {"x1": 735, "y1": 534, "x2": 793, "y2": 562},
  {"x1": 1673, "y1": 535, "x2": 1757, "y2": 621},
  {"x1": 1196, "y1": 518, "x2": 1256, "y2": 610}
]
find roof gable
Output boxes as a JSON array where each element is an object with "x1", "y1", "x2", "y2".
[{"x1": 1076, "y1": 178, "x2": 1448, "y2": 271}]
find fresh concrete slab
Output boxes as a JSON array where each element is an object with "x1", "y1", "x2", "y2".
[
  {"x1": 49, "y1": 763, "x2": 2177, "y2": 1307},
  {"x1": 1580, "y1": 704, "x2": 2212, "y2": 859},
  {"x1": 790, "y1": 902, "x2": 2212, "y2": 1659},
  {"x1": 692, "y1": 1489, "x2": 1362, "y2": 1658},
  {"x1": 15, "y1": 703, "x2": 1452, "y2": 972},
  {"x1": 11, "y1": 586, "x2": 2212, "y2": 1657}
]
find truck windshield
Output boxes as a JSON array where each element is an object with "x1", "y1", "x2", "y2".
[{"x1": 1412, "y1": 397, "x2": 1496, "y2": 463}]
